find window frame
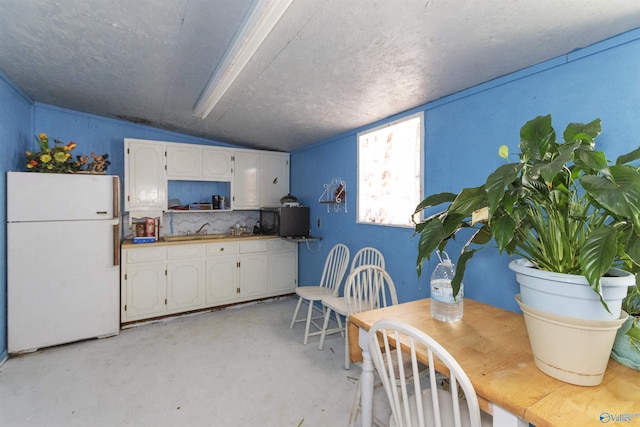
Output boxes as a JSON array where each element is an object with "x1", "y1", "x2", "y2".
[{"x1": 356, "y1": 111, "x2": 424, "y2": 228}]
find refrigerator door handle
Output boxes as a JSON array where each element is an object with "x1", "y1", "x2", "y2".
[
  {"x1": 113, "y1": 223, "x2": 120, "y2": 266},
  {"x1": 112, "y1": 176, "x2": 120, "y2": 218}
]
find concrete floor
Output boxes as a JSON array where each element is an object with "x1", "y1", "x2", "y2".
[{"x1": 0, "y1": 296, "x2": 387, "y2": 427}]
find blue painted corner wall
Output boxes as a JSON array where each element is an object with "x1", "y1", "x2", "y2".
[
  {"x1": 290, "y1": 28, "x2": 640, "y2": 312},
  {"x1": 0, "y1": 72, "x2": 32, "y2": 362}
]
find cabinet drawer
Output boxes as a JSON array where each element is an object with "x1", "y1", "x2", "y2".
[
  {"x1": 167, "y1": 244, "x2": 205, "y2": 259},
  {"x1": 268, "y1": 238, "x2": 296, "y2": 252},
  {"x1": 125, "y1": 246, "x2": 166, "y2": 264},
  {"x1": 240, "y1": 240, "x2": 268, "y2": 253},
  {"x1": 206, "y1": 242, "x2": 239, "y2": 256}
]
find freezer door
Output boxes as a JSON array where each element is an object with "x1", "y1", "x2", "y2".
[
  {"x1": 7, "y1": 171, "x2": 119, "y2": 222},
  {"x1": 8, "y1": 220, "x2": 120, "y2": 353}
]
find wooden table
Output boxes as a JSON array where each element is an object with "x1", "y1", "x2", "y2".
[{"x1": 348, "y1": 298, "x2": 640, "y2": 427}]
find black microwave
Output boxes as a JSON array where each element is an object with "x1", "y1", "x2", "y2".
[{"x1": 260, "y1": 206, "x2": 310, "y2": 238}]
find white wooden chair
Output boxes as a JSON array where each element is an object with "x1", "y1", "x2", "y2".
[
  {"x1": 317, "y1": 247, "x2": 386, "y2": 352},
  {"x1": 368, "y1": 319, "x2": 492, "y2": 427},
  {"x1": 319, "y1": 265, "x2": 397, "y2": 369},
  {"x1": 289, "y1": 243, "x2": 350, "y2": 345},
  {"x1": 350, "y1": 246, "x2": 385, "y2": 272}
]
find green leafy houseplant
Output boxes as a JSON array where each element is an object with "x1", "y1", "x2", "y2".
[
  {"x1": 622, "y1": 287, "x2": 640, "y2": 350},
  {"x1": 413, "y1": 114, "x2": 640, "y2": 305}
]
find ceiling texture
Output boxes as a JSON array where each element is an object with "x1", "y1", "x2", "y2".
[{"x1": 2, "y1": 0, "x2": 640, "y2": 152}]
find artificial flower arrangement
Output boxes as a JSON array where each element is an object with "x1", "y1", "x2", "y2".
[{"x1": 25, "y1": 133, "x2": 110, "y2": 173}]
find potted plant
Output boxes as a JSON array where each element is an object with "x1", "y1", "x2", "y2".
[{"x1": 413, "y1": 114, "x2": 640, "y2": 385}]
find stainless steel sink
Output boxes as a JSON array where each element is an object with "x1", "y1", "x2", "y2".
[{"x1": 163, "y1": 234, "x2": 229, "y2": 242}]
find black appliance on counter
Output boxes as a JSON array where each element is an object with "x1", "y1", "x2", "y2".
[{"x1": 260, "y1": 206, "x2": 310, "y2": 238}]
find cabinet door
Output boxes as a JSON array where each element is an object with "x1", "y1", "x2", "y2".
[
  {"x1": 205, "y1": 255, "x2": 239, "y2": 305},
  {"x1": 166, "y1": 144, "x2": 201, "y2": 180},
  {"x1": 125, "y1": 139, "x2": 167, "y2": 211},
  {"x1": 268, "y1": 240, "x2": 298, "y2": 294},
  {"x1": 261, "y1": 152, "x2": 290, "y2": 207},
  {"x1": 232, "y1": 151, "x2": 261, "y2": 209},
  {"x1": 202, "y1": 147, "x2": 233, "y2": 181},
  {"x1": 123, "y1": 262, "x2": 167, "y2": 321},
  {"x1": 166, "y1": 259, "x2": 205, "y2": 312},
  {"x1": 239, "y1": 253, "x2": 268, "y2": 299}
]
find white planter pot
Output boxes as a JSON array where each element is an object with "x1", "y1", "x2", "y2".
[
  {"x1": 509, "y1": 259, "x2": 633, "y2": 321},
  {"x1": 516, "y1": 295, "x2": 628, "y2": 386}
]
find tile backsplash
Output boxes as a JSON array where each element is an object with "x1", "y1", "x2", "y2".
[{"x1": 123, "y1": 210, "x2": 260, "y2": 239}]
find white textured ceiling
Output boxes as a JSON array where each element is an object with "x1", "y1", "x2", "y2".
[{"x1": 2, "y1": 0, "x2": 640, "y2": 151}]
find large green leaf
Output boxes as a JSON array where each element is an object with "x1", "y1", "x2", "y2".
[
  {"x1": 616, "y1": 146, "x2": 640, "y2": 165},
  {"x1": 624, "y1": 231, "x2": 640, "y2": 267},
  {"x1": 579, "y1": 226, "x2": 617, "y2": 293},
  {"x1": 491, "y1": 214, "x2": 517, "y2": 252},
  {"x1": 416, "y1": 219, "x2": 446, "y2": 276},
  {"x1": 448, "y1": 185, "x2": 488, "y2": 216},
  {"x1": 471, "y1": 225, "x2": 492, "y2": 244},
  {"x1": 414, "y1": 192, "x2": 457, "y2": 214},
  {"x1": 451, "y1": 250, "x2": 476, "y2": 298},
  {"x1": 563, "y1": 118, "x2": 601, "y2": 142},
  {"x1": 574, "y1": 148, "x2": 608, "y2": 173},
  {"x1": 520, "y1": 115, "x2": 555, "y2": 161},
  {"x1": 485, "y1": 163, "x2": 522, "y2": 212},
  {"x1": 441, "y1": 212, "x2": 469, "y2": 238},
  {"x1": 533, "y1": 141, "x2": 580, "y2": 184},
  {"x1": 581, "y1": 165, "x2": 640, "y2": 232}
]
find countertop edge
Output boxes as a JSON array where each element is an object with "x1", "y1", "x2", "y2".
[{"x1": 121, "y1": 234, "x2": 281, "y2": 247}]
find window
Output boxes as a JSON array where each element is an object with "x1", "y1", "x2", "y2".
[{"x1": 357, "y1": 112, "x2": 424, "y2": 227}]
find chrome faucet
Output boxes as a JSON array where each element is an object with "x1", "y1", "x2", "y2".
[{"x1": 195, "y1": 222, "x2": 210, "y2": 234}]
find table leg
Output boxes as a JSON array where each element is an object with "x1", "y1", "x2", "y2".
[
  {"x1": 492, "y1": 404, "x2": 529, "y2": 427},
  {"x1": 359, "y1": 328, "x2": 374, "y2": 427}
]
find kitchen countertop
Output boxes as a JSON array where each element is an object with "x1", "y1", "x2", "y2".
[{"x1": 121, "y1": 234, "x2": 278, "y2": 248}]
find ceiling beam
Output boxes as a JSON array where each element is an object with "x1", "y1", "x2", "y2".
[{"x1": 193, "y1": 0, "x2": 293, "y2": 119}]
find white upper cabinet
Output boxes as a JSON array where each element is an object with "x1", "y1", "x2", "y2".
[
  {"x1": 125, "y1": 138, "x2": 167, "y2": 212},
  {"x1": 202, "y1": 147, "x2": 233, "y2": 181},
  {"x1": 232, "y1": 150, "x2": 290, "y2": 209},
  {"x1": 166, "y1": 144, "x2": 201, "y2": 180},
  {"x1": 166, "y1": 143, "x2": 233, "y2": 182},
  {"x1": 232, "y1": 150, "x2": 261, "y2": 209},
  {"x1": 125, "y1": 138, "x2": 288, "y2": 213},
  {"x1": 261, "y1": 152, "x2": 290, "y2": 207}
]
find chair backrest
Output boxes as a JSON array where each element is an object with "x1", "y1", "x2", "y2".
[
  {"x1": 368, "y1": 319, "x2": 483, "y2": 427},
  {"x1": 344, "y1": 265, "x2": 398, "y2": 315},
  {"x1": 318, "y1": 243, "x2": 350, "y2": 294},
  {"x1": 350, "y1": 247, "x2": 385, "y2": 272}
]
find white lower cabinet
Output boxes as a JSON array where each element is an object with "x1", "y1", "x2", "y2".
[
  {"x1": 239, "y1": 240, "x2": 268, "y2": 299},
  {"x1": 268, "y1": 239, "x2": 297, "y2": 294},
  {"x1": 205, "y1": 241, "x2": 240, "y2": 305},
  {"x1": 122, "y1": 237, "x2": 297, "y2": 323},
  {"x1": 121, "y1": 246, "x2": 167, "y2": 321},
  {"x1": 166, "y1": 245, "x2": 205, "y2": 313}
]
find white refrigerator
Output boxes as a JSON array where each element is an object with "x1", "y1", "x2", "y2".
[{"x1": 7, "y1": 171, "x2": 121, "y2": 353}]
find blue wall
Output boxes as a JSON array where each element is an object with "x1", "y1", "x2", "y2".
[
  {"x1": 291, "y1": 28, "x2": 640, "y2": 312},
  {"x1": 0, "y1": 72, "x2": 33, "y2": 362}
]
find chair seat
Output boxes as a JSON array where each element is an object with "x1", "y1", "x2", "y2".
[
  {"x1": 390, "y1": 389, "x2": 493, "y2": 427},
  {"x1": 321, "y1": 295, "x2": 347, "y2": 314},
  {"x1": 295, "y1": 286, "x2": 335, "y2": 301},
  {"x1": 323, "y1": 295, "x2": 375, "y2": 317}
]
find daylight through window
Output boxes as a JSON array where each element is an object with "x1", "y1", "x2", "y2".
[{"x1": 357, "y1": 112, "x2": 424, "y2": 227}]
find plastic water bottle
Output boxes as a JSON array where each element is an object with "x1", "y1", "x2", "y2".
[{"x1": 430, "y1": 252, "x2": 463, "y2": 322}]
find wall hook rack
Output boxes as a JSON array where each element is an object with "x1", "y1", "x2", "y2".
[{"x1": 319, "y1": 177, "x2": 347, "y2": 213}]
